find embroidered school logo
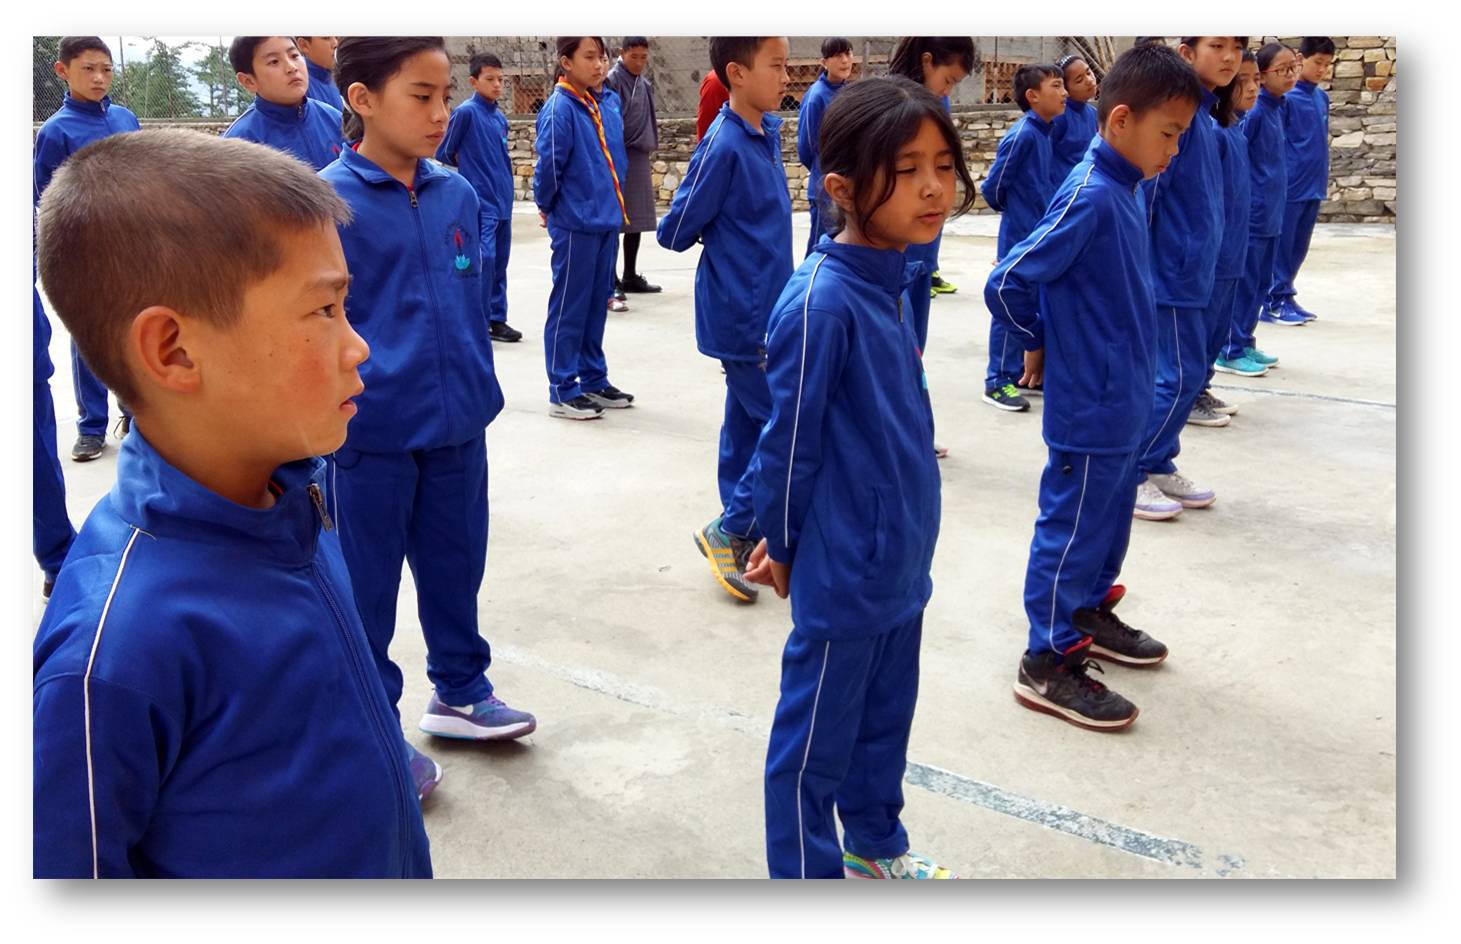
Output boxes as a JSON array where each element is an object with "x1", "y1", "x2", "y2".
[{"x1": 445, "y1": 225, "x2": 475, "y2": 277}]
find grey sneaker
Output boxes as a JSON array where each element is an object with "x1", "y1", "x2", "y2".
[
  {"x1": 71, "y1": 434, "x2": 105, "y2": 462},
  {"x1": 693, "y1": 516, "x2": 759, "y2": 603},
  {"x1": 549, "y1": 395, "x2": 605, "y2": 420},
  {"x1": 419, "y1": 693, "x2": 537, "y2": 740},
  {"x1": 1149, "y1": 470, "x2": 1215, "y2": 508},
  {"x1": 1185, "y1": 396, "x2": 1231, "y2": 427},
  {"x1": 584, "y1": 385, "x2": 634, "y2": 409},
  {"x1": 1196, "y1": 389, "x2": 1238, "y2": 416},
  {"x1": 1134, "y1": 479, "x2": 1183, "y2": 520},
  {"x1": 405, "y1": 742, "x2": 443, "y2": 802}
]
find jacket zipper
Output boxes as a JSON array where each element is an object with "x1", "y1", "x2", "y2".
[
  {"x1": 307, "y1": 484, "x2": 334, "y2": 531},
  {"x1": 406, "y1": 184, "x2": 456, "y2": 436}
]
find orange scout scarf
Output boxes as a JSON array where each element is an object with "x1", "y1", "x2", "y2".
[{"x1": 555, "y1": 79, "x2": 629, "y2": 226}]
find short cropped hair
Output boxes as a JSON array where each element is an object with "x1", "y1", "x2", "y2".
[
  {"x1": 1133, "y1": 37, "x2": 1169, "y2": 48},
  {"x1": 58, "y1": 36, "x2": 112, "y2": 65},
  {"x1": 621, "y1": 36, "x2": 650, "y2": 51},
  {"x1": 1014, "y1": 63, "x2": 1061, "y2": 111},
  {"x1": 821, "y1": 37, "x2": 853, "y2": 59},
  {"x1": 470, "y1": 52, "x2": 502, "y2": 76},
  {"x1": 35, "y1": 130, "x2": 352, "y2": 409},
  {"x1": 709, "y1": 37, "x2": 773, "y2": 88},
  {"x1": 1299, "y1": 36, "x2": 1336, "y2": 57},
  {"x1": 229, "y1": 36, "x2": 290, "y2": 76},
  {"x1": 1097, "y1": 42, "x2": 1204, "y2": 127}
]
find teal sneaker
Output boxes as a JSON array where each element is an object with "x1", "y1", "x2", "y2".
[
  {"x1": 1244, "y1": 346, "x2": 1279, "y2": 367},
  {"x1": 1213, "y1": 354, "x2": 1268, "y2": 377},
  {"x1": 844, "y1": 850, "x2": 959, "y2": 879}
]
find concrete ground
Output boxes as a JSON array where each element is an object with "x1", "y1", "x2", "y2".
[{"x1": 35, "y1": 211, "x2": 1395, "y2": 880}]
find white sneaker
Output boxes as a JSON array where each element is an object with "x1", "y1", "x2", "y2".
[
  {"x1": 1149, "y1": 471, "x2": 1216, "y2": 508},
  {"x1": 1134, "y1": 479, "x2": 1183, "y2": 520}
]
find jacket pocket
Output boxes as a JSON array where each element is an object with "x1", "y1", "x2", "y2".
[{"x1": 863, "y1": 486, "x2": 886, "y2": 580}]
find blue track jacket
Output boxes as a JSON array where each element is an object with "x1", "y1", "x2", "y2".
[
  {"x1": 657, "y1": 105, "x2": 794, "y2": 362},
  {"x1": 796, "y1": 73, "x2": 847, "y2": 210},
  {"x1": 320, "y1": 147, "x2": 504, "y2": 453},
  {"x1": 985, "y1": 138, "x2": 1158, "y2": 455},
  {"x1": 660, "y1": 103, "x2": 794, "y2": 362},
  {"x1": 982, "y1": 111, "x2": 1058, "y2": 258},
  {"x1": 533, "y1": 85, "x2": 627, "y2": 233},
  {"x1": 33, "y1": 93, "x2": 141, "y2": 204},
  {"x1": 1283, "y1": 79, "x2": 1330, "y2": 202},
  {"x1": 1215, "y1": 118, "x2": 1253, "y2": 280},
  {"x1": 33, "y1": 430, "x2": 433, "y2": 878},
  {"x1": 306, "y1": 59, "x2": 345, "y2": 113},
  {"x1": 1048, "y1": 97, "x2": 1099, "y2": 186},
  {"x1": 752, "y1": 237, "x2": 940, "y2": 640},
  {"x1": 1142, "y1": 88, "x2": 1223, "y2": 309},
  {"x1": 437, "y1": 93, "x2": 516, "y2": 221},
  {"x1": 1245, "y1": 89, "x2": 1288, "y2": 237},
  {"x1": 222, "y1": 96, "x2": 344, "y2": 171}
]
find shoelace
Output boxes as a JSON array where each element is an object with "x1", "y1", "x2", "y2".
[
  {"x1": 1065, "y1": 658, "x2": 1110, "y2": 695},
  {"x1": 1002, "y1": 383, "x2": 1020, "y2": 398},
  {"x1": 732, "y1": 537, "x2": 756, "y2": 573}
]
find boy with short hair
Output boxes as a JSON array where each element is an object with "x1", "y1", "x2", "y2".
[
  {"x1": 658, "y1": 37, "x2": 793, "y2": 603},
  {"x1": 34, "y1": 36, "x2": 141, "y2": 463},
  {"x1": 606, "y1": 36, "x2": 663, "y2": 294},
  {"x1": 980, "y1": 63, "x2": 1067, "y2": 412},
  {"x1": 985, "y1": 43, "x2": 1204, "y2": 730},
  {"x1": 795, "y1": 36, "x2": 854, "y2": 257},
  {"x1": 1266, "y1": 36, "x2": 1334, "y2": 323},
  {"x1": 295, "y1": 35, "x2": 345, "y2": 113},
  {"x1": 437, "y1": 51, "x2": 524, "y2": 342},
  {"x1": 32, "y1": 129, "x2": 432, "y2": 877},
  {"x1": 222, "y1": 36, "x2": 344, "y2": 171}
]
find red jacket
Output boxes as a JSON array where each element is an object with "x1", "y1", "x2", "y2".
[{"x1": 696, "y1": 70, "x2": 730, "y2": 141}]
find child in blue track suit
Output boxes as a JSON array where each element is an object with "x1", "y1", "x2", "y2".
[
  {"x1": 1223, "y1": 43, "x2": 1297, "y2": 364},
  {"x1": 796, "y1": 37, "x2": 854, "y2": 258},
  {"x1": 297, "y1": 36, "x2": 346, "y2": 113},
  {"x1": 1268, "y1": 36, "x2": 1334, "y2": 322},
  {"x1": 33, "y1": 128, "x2": 431, "y2": 877},
  {"x1": 979, "y1": 63, "x2": 1066, "y2": 412},
  {"x1": 658, "y1": 37, "x2": 793, "y2": 604},
  {"x1": 32, "y1": 285, "x2": 75, "y2": 598},
  {"x1": 1132, "y1": 37, "x2": 1244, "y2": 519},
  {"x1": 1048, "y1": 54, "x2": 1100, "y2": 187},
  {"x1": 438, "y1": 51, "x2": 522, "y2": 342},
  {"x1": 748, "y1": 75, "x2": 973, "y2": 881},
  {"x1": 33, "y1": 37, "x2": 141, "y2": 461},
  {"x1": 321, "y1": 38, "x2": 533, "y2": 780},
  {"x1": 222, "y1": 36, "x2": 344, "y2": 171},
  {"x1": 535, "y1": 36, "x2": 634, "y2": 419},
  {"x1": 987, "y1": 43, "x2": 1201, "y2": 731}
]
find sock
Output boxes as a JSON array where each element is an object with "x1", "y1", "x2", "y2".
[{"x1": 623, "y1": 232, "x2": 641, "y2": 279}]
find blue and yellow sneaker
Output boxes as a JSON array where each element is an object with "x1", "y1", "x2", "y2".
[
  {"x1": 693, "y1": 517, "x2": 759, "y2": 602},
  {"x1": 844, "y1": 851, "x2": 959, "y2": 879}
]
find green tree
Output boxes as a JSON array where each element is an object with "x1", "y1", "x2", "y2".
[
  {"x1": 193, "y1": 43, "x2": 251, "y2": 119},
  {"x1": 111, "y1": 38, "x2": 202, "y2": 119},
  {"x1": 33, "y1": 36, "x2": 63, "y2": 121}
]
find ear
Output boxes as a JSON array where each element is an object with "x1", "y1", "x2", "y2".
[
  {"x1": 821, "y1": 172, "x2": 856, "y2": 215},
  {"x1": 346, "y1": 81, "x2": 374, "y2": 118},
  {"x1": 236, "y1": 71, "x2": 260, "y2": 95},
  {"x1": 725, "y1": 59, "x2": 745, "y2": 86},
  {"x1": 1105, "y1": 103, "x2": 1130, "y2": 134},
  {"x1": 131, "y1": 306, "x2": 202, "y2": 396},
  {"x1": 53, "y1": 61, "x2": 68, "y2": 81},
  {"x1": 1178, "y1": 43, "x2": 1197, "y2": 64}
]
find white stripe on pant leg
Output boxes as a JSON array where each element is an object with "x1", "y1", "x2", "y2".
[
  {"x1": 84, "y1": 526, "x2": 143, "y2": 879},
  {"x1": 1047, "y1": 457, "x2": 1090, "y2": 654},
  {"x1": 796, "y1": 640, "x2": 832, "y2": 879},
  {"x1": 1140, "y1": 308, "x2": 1183, "y2": 461},
  {"x1": 549, "y1": 231, "x2": 573, "y2": 387}
]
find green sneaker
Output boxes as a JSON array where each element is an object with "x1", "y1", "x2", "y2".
[
  {"x1": 929, "y1": 271, "x2": 957, "y2": 295},
  {"x1": 1244, "y1": 346, "x2": 1279, "y2": 367},
  {"x1": 982, "y1": 383, "x2": 1030, "y2": 412},
  {"x1": 844, "y1": 850, "x2": 959, "y2": 879},
  {"x1": 692, "y1": 517, "x2": 758, "y2": 603},
  {"x1": 1213, "y1": 354, "x2": 1268, "y2": 377}
]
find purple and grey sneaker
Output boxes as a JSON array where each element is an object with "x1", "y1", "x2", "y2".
[
  {"x1": 405, "y1": 742, "x2": 443, "y2": 803},
  {"x1": 419, "y1": 693, "x2": 537, "y2": 741}
]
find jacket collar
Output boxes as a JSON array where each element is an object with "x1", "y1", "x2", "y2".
[
  {"x1": 1091, "y1": 137, "x2": 1144, "y2": 189},
  {"x1": 306, "y1": 59, "x2": 333, "y2": 87},
  {"x1": 253, "y1": 94, "x2": 312, "y2": 124},
  {"x1": 110, "y1": 427, "x2": 328, "y2": 566},
  {"x1": 62, "y1": 92, "x2": 110, "y2": 117},
  {"x1": 814, "y1": 73, "x2": 846, "y2": 92},
  {"x1": 1258, "y1": 87, "x2": 1284, "y2": 109},
  {"x1": 1200, "y1": 86, "x2": 1219, "y2": 111},
  {"x1": 1065, "y1": 97, "x2": 1090, "y2": 116},
  {"x1": 812, "y1": 236, "x2": 918, "y2": 295},
  {"x1": 470, "y1": 92, "x2": 500, "y2": 113},
  {"x1": 338, "y1": 143, "x2": 449, "y2": 191},
  {"x1": 1295, "y1": 79, "x2": 1318, "y2": 92},
  {"x1": 716, "y1": 102, "x2": 783, "y2": 138},
  {"x1": 1024, "y1": 110, "x2": 1055, "y2": 134}
]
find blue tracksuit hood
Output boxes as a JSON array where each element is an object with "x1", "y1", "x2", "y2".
[
  {"x1": 1283, "y1": 79, "x2": 1330, "y2": 202},
  {"x1": 33, "y1": 92, "x2": 141, "y2": 204},
  {"x1": 985, "y1": 138, "x2": 1158, "y2": 455},
  {"x1": 320, "y1": 146, "x2": 505, "y2": 452},
  {"x1": 981, "y1": 110, "x2": 1058, "y2": 257},
  {"x1": 657, "y1": 104, "x2": 794, "y2": 362},
  {"x1": 1048, "y1": 97, "x2": 1099, "y2": 186},
  {"x1": 33, "y1": 429, "x2": 433, "y2": 877},
  {"x1": 222, "y1": 95, "x2": 345, "y2": 171},
  {"x1": 1215, "y1": 118, "x2": 1253, "y2": 279},
  {"x1": 305, "y1": 59, "x2": 345, "y2": 113},
  {"x1": 796, "y1": 73, "x2": 848, "y2": 203},
  {"x1": 1245, "y1": 89, "x2": 1288, "y2": 236},
  {"x1": 533, "y1": 84, "x2": 630, "y2": 232},
  {"x1": 1143, "y1": 87, "x2": 1224, "y2": 308},
  {"x1": 752, "y1": 236, "x2": 940, "y2": 639},
  {"x1": 437, "y1": 92, "x2": 516, "y2": 219}
]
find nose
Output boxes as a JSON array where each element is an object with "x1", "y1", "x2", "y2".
[{"x1": 343, "y1": 320, "x2": 370, "y2": 369}]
